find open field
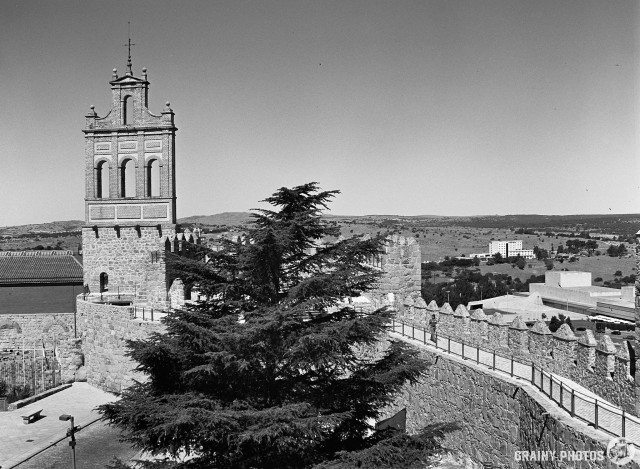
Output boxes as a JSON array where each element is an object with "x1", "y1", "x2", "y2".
[{"x1": 477, "y1": 256, "x2": 636, "y2": 284}]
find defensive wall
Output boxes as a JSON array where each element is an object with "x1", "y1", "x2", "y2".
[
  {"x1": 373, "y1": 335, "x2": 640, "y2": 469},
  {"x1": 395, "y1": 299, "x2": 637, "y2": 416},
  {"x1": 82, "y1": 226, "x2": 199, "y2": 309},
  {"x1": 76, "y1": 299, "x2": 165, "y2": 393}
]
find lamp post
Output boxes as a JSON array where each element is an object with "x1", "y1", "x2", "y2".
[
  {"x1": 59, "y1": 414, "x2": 79, "y2": 469},
  {"x1": 446, "y1": 290, "x2": 450, "y2": 304}
]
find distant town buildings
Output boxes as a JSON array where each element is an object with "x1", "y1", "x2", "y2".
[
  {"x1": 467, "y1": 239, "x2": 535, "y2": 260},
  {"x1": 488, "y1": 240, "x2": 534, "y2": 259}
]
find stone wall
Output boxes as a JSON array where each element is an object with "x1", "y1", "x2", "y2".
[
  {"x1": 363, "y1": 235, "x2": 422, "y2": 310},
  {"x1": 0, "y1": 313, "x2": 75, "y2": 350},
  {"x1": 380, "y1": 337, "x2": 640, "y2": 469},
  {"x1": 635, "y1": 232, "x2": 640, "y2": 415},
  {"x1": 399, "y1": 302, "x2": 637, "y2": 416},
  {"x1": 82, "y1": 225, "x2": 173, "y2": 307},
  {"x1": 76, "y1": 299, "x2": 165, "y2": 393}
]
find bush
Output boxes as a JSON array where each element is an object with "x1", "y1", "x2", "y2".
[{"x1": 594, "y1": 277, "x2": 603, "y2": 282}]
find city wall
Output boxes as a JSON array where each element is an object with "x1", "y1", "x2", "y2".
[
  {"x1": 76, "y1": 299, "x2": 165, "y2": 393},
  {"x1": 396, "y1": 300, "x2": 637, "y2": 416},
  {"x1": 375, "y1": 337, "x2": 639, "y2": 469}
]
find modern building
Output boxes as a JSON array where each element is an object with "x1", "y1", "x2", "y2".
[
  {"x1": 528, "y1": 271, "x2": 634, "y2": 322},
  {"x1": 467, "y1": 291, "x2": 587, "y2": 322},
  {"x1": 488, "y1": 240, "x2": 534, "y2": 259}
]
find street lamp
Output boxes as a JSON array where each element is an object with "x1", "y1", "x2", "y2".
[
  {"x1": 445, "y1": 290, "x2": 450, "y2": 304},
  {"x1": 59, "y1": 414, "x2": 79, "y2": 469}
]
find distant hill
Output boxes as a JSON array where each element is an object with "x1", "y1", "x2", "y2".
[
  {"x1": 0, "y1": 220, "x2": 84, "y2": 235},
  {"x1": 2, "y1": 212, "x2": 639, "y2": 237},
  {"x1": 179, "y1": 212, "x2": 254, "y2": 226}
]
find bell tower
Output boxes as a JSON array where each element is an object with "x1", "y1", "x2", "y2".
[
  {"x1": 83, "y1": 66, "x2": 177, "y2": 224},
  {"x1": 81, "y1": 59, "x2": 178, "y2": 306}
]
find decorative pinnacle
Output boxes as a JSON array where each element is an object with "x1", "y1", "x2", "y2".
[{"x1": 123, "y1": 22, "x2": 135, "y2": 75}]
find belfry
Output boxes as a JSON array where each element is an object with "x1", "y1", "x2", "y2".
[{"x1": 81, "y1": 55, "x2": 189, "y2": 308}]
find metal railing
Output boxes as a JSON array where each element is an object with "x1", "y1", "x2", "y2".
[
  {"x1": 131, "y1": 307, "x2": 168, "y2": 322},
  {"x1": 391, "y1": 318, "x2": 640, "y2": 445}
]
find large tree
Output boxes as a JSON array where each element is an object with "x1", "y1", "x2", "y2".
[{"x1": 101, "y1": 183, "x2": 433, "y2": 469}]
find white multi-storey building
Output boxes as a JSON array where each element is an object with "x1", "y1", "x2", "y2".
[{"x1": 488, "y1": 240, "x2": 534, "y2": 259}]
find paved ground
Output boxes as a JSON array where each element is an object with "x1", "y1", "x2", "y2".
[
  {"x1": 0, "y1": 383, "x2": 124, "y2": 468},
  {"x1": 15, "y1": 419, "x2": 141, "y2": 469}
]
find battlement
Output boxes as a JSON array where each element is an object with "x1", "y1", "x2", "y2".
[{"x1": 395, "y1": 299, "x2": 636, "y2": 415}]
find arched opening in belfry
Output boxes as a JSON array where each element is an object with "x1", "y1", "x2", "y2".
[
  {"x1": 99, "y1": 272, "x2": 109, "y2": 293},
  {"x1": 96, "y1": 161, "x2": 110, "y2": 198},
  {"x1": 123, "y1": 95, "x2": 133, "y2": 125},
  {"x1": 146, "y1": 159, "x2": 160, "y2": 197},
  {"x1": 121, "y1": 159, "x2": 136, "y2": 198}
]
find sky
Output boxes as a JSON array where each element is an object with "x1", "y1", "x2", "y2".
[{"x1": 1, "y1": 0, "x2": 638, "y2": 226}]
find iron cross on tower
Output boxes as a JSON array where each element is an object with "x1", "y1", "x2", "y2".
[{"x1": 123, "y1": 22, "x2": 135, "y2": 75}]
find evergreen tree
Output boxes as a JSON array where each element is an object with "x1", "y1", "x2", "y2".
[{"x1": 101, "y1": 183, "x2": 431, "y2": 469}]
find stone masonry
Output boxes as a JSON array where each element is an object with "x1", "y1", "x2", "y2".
[
  {"x1": 76, "y1": 299, "x2": 165, "y2": 393},
  {"x1": 379, "y1": 337, "x2": 640, "y2": 469}
]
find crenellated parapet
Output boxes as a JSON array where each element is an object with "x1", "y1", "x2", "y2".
[
  {"x1": 469, "y1": 309, "x2": 487, "y2": 346},
  {"x1": 453, "y1": 304, "x2": 470, "y2": 337},
  {"x1": 396, "y1": 300, "x2": 638, "y2": 415}
]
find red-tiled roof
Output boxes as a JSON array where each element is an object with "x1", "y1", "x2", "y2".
[{"x1": 0, "y1": 251, "x2": 83, "y2": 286}]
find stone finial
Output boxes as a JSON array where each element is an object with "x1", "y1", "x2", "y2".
[
  {"x1": 596, "y1": 335, "x2": 617, "y2": 354},
  {"x1": 616, "y1": 341, "x2": 631, "y2": 360},
  {"x1": 489, "y1": 312, "x2": 504, "y2": 325},
  {"x1": 578, "y1": 329, "x2": 597, "y2": 347},
  {"x1": 509, "y1": 316, "x2": 529, "y2": 331},
  {"x1": 163, "y1": 101, "x2": 173, "y2": 112},
  {"x1": 427, "y1": 300, "x2": 439, "y2": 311},
  {"x1": 112, "y1": 68, "x2": 118, "y2": 79},
  {"x1": 440, "y1": 303, "x2": 454, "y2": 315},
  {"x1": 553, "y1": 323, "x2": 577, "y2": 341},
  {"x1": 530, "y1": 320, "x2": 552, "y2": 335},
  {"x1": 470, "y1": 309, "x2": 487, "y2": 321},
  {"x1": 454, "y1": 304, "x2": 470, "y2": 318}
]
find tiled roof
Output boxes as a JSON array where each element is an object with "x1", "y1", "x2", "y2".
[{"x1": 0, "y1": 251, "x2": 83, "y2": 285}]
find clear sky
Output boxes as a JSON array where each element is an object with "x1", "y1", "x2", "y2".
[{"x1": 1, "y1": 0, "x2": 638, "y2": 226}]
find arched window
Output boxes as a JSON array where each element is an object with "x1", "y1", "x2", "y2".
[
  {"x1": 146, "y1": 159, "x2": 160, "y2": 197},
  {"x1": 123, "y1": 95, "x2": 133, "y2": 125},
  {"x1": 99, "y1": 272, "x2": 109, "y2": 293},
  {"x1": 96, "y1": 161, "x2": 110, "y2": 198},
  {"x1": 121, "y1": 159, "x2": 136, "y2": 198}
]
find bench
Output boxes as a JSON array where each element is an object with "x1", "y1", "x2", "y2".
[{"x1": 21, "y1": 409, "x2": 42, "y2": 424}]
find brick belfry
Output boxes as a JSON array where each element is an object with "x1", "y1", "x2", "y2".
[{"x1": 81, "y1": 52, "x2": 183, "y2": 308}]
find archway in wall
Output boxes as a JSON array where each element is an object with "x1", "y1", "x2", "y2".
[
  {"x1": 146, "y1": 159, "x2": 160, "y2": 197},
  {"x1": 121, "y1": 159, "x2": 136, "y2": 198},
  {"x1": 96, "y1": 161, "x2": 110, "y2": 198},
  {"x1": 123, "y1": 95, "x2": 133, "y2": 125},
  {"x1": 99, "y1": 272, "x2": 109, "y2": 293}
]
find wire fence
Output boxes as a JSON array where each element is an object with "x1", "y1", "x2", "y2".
[
  {"x1": 0, "y1": 352, "x2": 62, "y2": 399},
  {"x1": 391, "y1": 318, "x2": 640, "y2": 446}
]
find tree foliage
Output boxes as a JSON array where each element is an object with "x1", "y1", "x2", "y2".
[{"x1": 100, "y1": 183, "x2": 431, "y2": 469}]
